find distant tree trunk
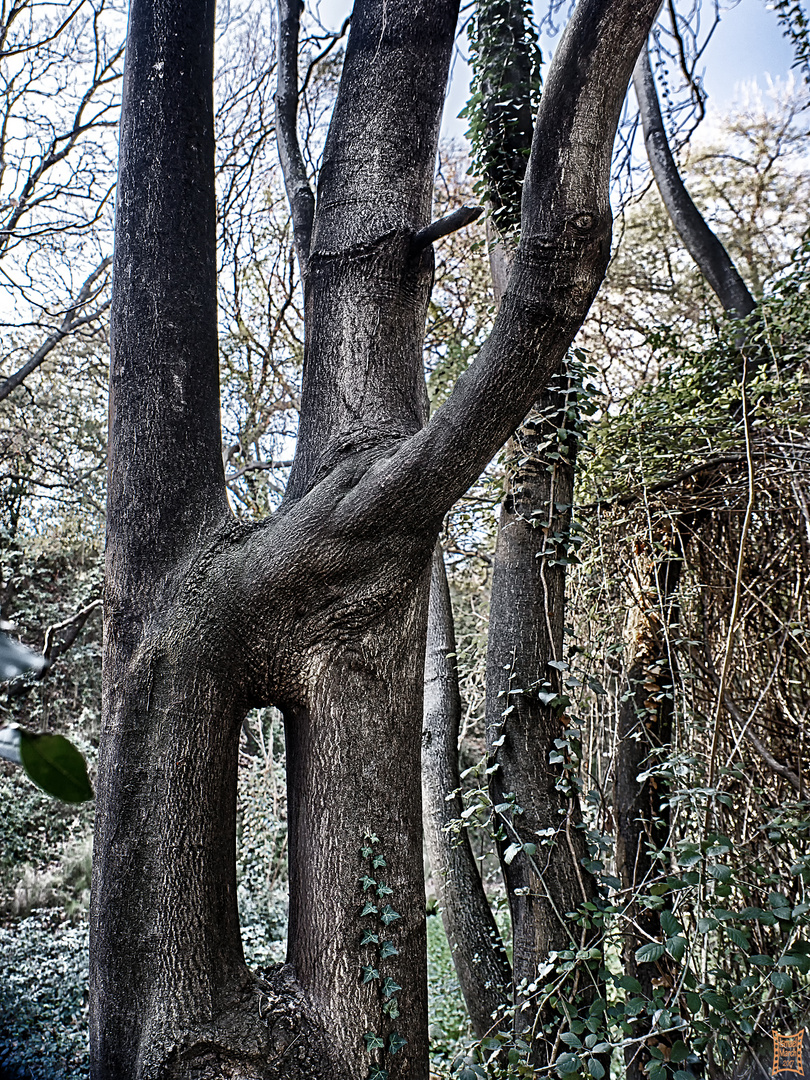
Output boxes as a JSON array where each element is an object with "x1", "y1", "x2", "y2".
[
  {"x1": 420, "y1": 0, "x2": 609, "y2": 1064},
  {"x1": 89, "y1": 0, "x2": 662, "y2": 1075},
  {"x1": 422, "y1": 547, "x2": 512, "y2": 1036}
]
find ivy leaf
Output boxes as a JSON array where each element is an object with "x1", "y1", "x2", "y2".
[
  {"x1": 363, "y1": 1032, "x2": 385, "y2": 1051},
  {"x1": 360, "y1": 929, "x2": 379, "y2": 946},
  {"x1": 372, "y1": 854, "x2": 387, "y2": 869},
  {"x1": 376, "y1": 882, "x2": 394, "y2": 898},
  {"x1": 361, "y1": 902, "x2": 379, "y2": 918},
  {"x1": 635, "y1": 942, "x2": 665, "y2": 964},
  {"x1": 360, "y1": 875, "x2": 377, "y2": 892},
  {"x1": 380, "y1": 905, "x2": 401, "y2": 926},
  {"x1": 388, "y1": 1032, "x2": 408, "y2": 1055},
  {"x1": 382, "y1": 998, "x2": 400, "y2": 1019},
  {"x1": 360, "y1": 846, "x2": 373, "y2": 859},
  {"x1": 503, "y1": 842, "x2": 522, "y2": 865},
  {"x1": 379, "y1": 940, "x2": 399, "y2": 959},
  {"x1": 367, "y1": 1069, "x2": 388, "y2": 1080},
  {"x1": 381, "y1": 976, "x2": 402, "y2": 999},
  {"x1": 361, "y1": 965, "x2": 380, "y2": 983}
]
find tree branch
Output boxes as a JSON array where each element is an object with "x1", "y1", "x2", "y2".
[
  {"x1": 43, "y1": 599, "x2": 102, "y2": 665},
  {"x1": 633, "y1": 45, "x2": 755, "y2": 317},
  {"x1": 412, "y1": 204, "x2": 483, "y2": 251},
  {"x1": 0, "y1": 257, "x2": 112, "y2": 403},
  {"x1": 276, "y1": 0, "x2": 315, "y2": 279}
]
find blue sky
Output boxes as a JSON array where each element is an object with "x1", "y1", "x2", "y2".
[
  {"x1": 438, "y1": 0, "x2": 799, "y2": 141},
  {"x1": 315, "y1": 1, "x2": 800, "y2": 142}
]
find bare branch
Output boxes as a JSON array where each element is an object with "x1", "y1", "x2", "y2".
[
  {"x1": 0, "y1": 256, "x2": 112, "y2": 403},
  {"x1": 412, "y1": 204, "x2": 483, "y2": 252},
  {"x1": 276, "y1": 0, "x2": 315, "y2": 278},
  {"x1": 43, "y1": 599, "x2": 102, "y2": 665}
]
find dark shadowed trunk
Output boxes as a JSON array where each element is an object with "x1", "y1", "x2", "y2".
[{"x1": 90, "y1": 0, "x2": 662, "y2": 1075}]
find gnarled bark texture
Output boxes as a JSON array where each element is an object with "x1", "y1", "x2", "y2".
[{"x1": 91, "y1": 0, "x2": 662, "y2": 1076}]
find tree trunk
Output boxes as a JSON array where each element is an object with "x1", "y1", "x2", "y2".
[
  {"x1": 422, "y1": 547, "x2": 512, "y2": 1037},
  {"x1": 90, "y1": 0, "x2": 662, "y2": 1074},
  {"x1": 485, "y1": 371, "x2": 600, "y2": 1068}
]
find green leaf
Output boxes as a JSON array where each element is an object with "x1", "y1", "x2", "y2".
[
  {"x1": 380, "y1": 905, "x2": 401, "y2": 925},
  {"x1": 588, "y1": 1058, "x2": 605, "y2": 1079},
  {"x1": 19, "y1": 731, "x2": 93, "y2": 804},
  {"x1": 372, "y1": 854, "x2": 386, "y2": 869},
  {"x1": 660, "y1": 911, "x2": 682, "y2": 937},
  {"x1": 360, "y1": 846, "x2": 373, "y2": 859},
  {"x1": 363, "y1": 1032, "x2": 385, "y2": 1051},
  {"x1": 635, "y1": 942, "x2": 665, "y2": 964},
  {"x1": 382, "y1": 998, "x2": 400, "y2": 1019},
  {"x1": 771, "y1": 971, "x2": 793, "y2": 991},
  {"x1": 361, "y1": 965, "x2": 379, "y2": 983},
  {"x1": 670, "y1": 1041, "x2": 689, "y2": 1063},
  {"x1": 360, "y1": 875, "x2": 377, "y2": 891},
  {"x1": 667, "y1": 935, "x2": 687, "y2": 961},
  {"x1": 379, "y1": 940, "x2": 399, "y2": 959},
  {"x1": 376, "y1": 882, "x2": 393, "y2": 898},
  {"x1": 388, "y1": 1032, "x2": 408, "y2": 1055},
  {"x1": 710, "y1": 864, "x2": 733, "y2": 883},
  {"x1": 361, "y1": 902, "x2": 379, "y2": 918},
  {"x1": 555, "y1": 1053, "x2": 580, "y2": 1077},
  {"x1": 560, "y1": 1033, "x2": 582, "y2": 1048},
  {"x1": 697, "y1": 917, "x2": 719, "y2": 933},
  {"x1": 381, "y1": 976, "x2": 402, "y2": 999},
  {"x1": 367, "y1": 1068, "x2": 388, "y2": 1080},
  {"x1": 360, "y1": 929, "x2": 379, "y2": 946},
  {"x1": 617, "y1": 975, "x2": 642, "y2": 993}
]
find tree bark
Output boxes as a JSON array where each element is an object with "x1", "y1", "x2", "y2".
[
  {"x1": 91, "y1": 0, "x2": 662, "y2": 1075},
  {"x1": 422, "y1": 547, "x2": 511, "y2": 1037},
  {"x1": 485, "y1": 370, "x2": 600, "y2": 1067}
]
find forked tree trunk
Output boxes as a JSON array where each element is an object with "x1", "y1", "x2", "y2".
[{"x1": 91, "y1": 0, "x2": 662, "y2": 1075}]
